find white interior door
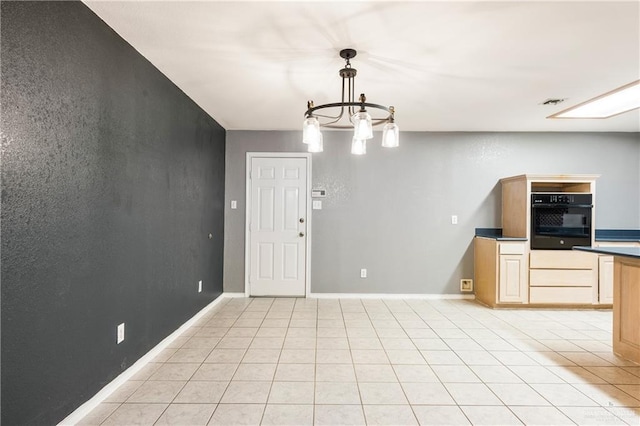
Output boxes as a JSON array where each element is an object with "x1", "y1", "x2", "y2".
[{"x1": 248, "y1": 156, "x2": 308, "y2": 296}]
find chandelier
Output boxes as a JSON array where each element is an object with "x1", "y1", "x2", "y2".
[{"x1": 302, "y1": 48, "x2": 399, "y2": 155}]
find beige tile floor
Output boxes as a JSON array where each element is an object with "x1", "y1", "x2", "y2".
[{"x1": 78, "y1": 297, "x2": 640, "y2": 425}]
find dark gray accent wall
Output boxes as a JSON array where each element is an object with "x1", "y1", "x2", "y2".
[
  {"x1": 1, "y1": 2, "x2": 225, "y2": 424},
  {"x1": 224, "y1": 131, "x2": 639, "y2": 294}
]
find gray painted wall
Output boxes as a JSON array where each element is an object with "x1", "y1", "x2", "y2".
[{"x1": 224, "y1": 131, "x2": 639, "y2": 294}]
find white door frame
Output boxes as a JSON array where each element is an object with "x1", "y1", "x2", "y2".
[{"x1": 245, "y1": 152, "x2": 312, "y2": 297}]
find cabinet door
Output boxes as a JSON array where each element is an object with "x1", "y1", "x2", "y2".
[
  {"x1": 499, "y1": 254, "x2": 527, "y2": 303},
  {"x1": 599, "y1": 255, "x2": 614, "y2": 304}
]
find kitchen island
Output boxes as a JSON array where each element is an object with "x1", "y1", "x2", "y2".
[{"x1": 575, "y1": 246, "x2": 640, "y2": 365}]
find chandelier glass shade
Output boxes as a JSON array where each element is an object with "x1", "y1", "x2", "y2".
[
  {"x1": 381, "y1": 119, "x2": 400, "y2": 148},
  {"x1": 302, "y1": 116, "x2": 321, "y2": 145},
  {"x1": 302, "y1": 48, "x2": 399, "y2": 154}
]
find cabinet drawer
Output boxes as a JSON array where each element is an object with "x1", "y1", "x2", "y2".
[
  {"x1": 530, "y1": 269, "x2": 595, "y2": 287},
  {"x1": 529, "y1": 287, "x2": 594, "y2": 304},
  {"x1": 499, "y1": 243, "x2": 526, "y2": 255},
  {"x1": 530, "y1": 250, "x2": 596, "y2": 269}
]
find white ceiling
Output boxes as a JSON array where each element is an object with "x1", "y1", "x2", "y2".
[{"x1": 84, "y1": 0, "x2": 640, "y2": 132}]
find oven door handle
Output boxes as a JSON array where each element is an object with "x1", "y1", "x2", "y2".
[{"x1": 532, "y1": 203, "x2": 593, "y2": 208}]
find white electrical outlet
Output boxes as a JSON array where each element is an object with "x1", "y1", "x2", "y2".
[
  {"x1": 198, "y1": 280, "x2": 203, "y2": 293},
  {"x1": 360, "y1": 268, "x2": 367, "y2": 278},
  {"x1": 451, "y1": 215, "x2": 458, "y2": 225},
  {"x1": 117, "y1": 323, "x2": 125, "y2": 344},
  {"x1": 460, "y1": 279, "x2": 473, "y2": 292}
]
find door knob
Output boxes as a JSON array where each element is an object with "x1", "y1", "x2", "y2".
[
  {"x1": 299, "y1": 218, "x2": 305, "y2": 223},
  {"x1": 299, "y1": 232, "x2": 305, "y2": 237}
]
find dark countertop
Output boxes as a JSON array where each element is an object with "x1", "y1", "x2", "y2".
[
  {"x1": 475, "y1": 228, "x2": 527, "y2": 241},
  {"x1": 476, "y1": 228, "x2": 640, "y2": 243},
  {"x1": 574, "y1": 246, "x2": 640, "y2": 259}
]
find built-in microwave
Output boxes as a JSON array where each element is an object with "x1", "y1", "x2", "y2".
[{"x1": 530, "y1": 193, "x2": 593, "y2": 250}]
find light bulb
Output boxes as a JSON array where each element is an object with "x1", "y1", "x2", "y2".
[
  {"x1": 308, "y1": 132, "x2": 323, "y2": 153},
  {"x1": 351, "y1": 137, "x2": 366, "y2": 155}
]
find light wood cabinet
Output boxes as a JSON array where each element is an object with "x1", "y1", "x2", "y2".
[
  {"x1": 476, "y1": 174, "x2": 636, "y2": 308},
  {"x1": 475, "y1": 237, "x2": 528, "y2": 307},
  {"x1": 528, "y1": 249, "x2": 599, "y2": 305},
  {"x1": 530, "y1": 269, "x2": 595, "y2": 287},
  {"x1": 529, "y1": 250, "x2": 596, "y2": 270},
  {"x1": 499, "y1": 254, "x2": 527, "y2": 303},
  {"x1": 599, "y1": 256, "x2": 614, "y2": 304},
  {"x1": 494, "y1": 174, "x2": 604, "y2": 306},
  {"x1": 613, "y1": 256, "x2": 640, "y2": 364},
  {"x1": 529, "y1": 287, "x2": 594, "y2": 304},
  {"x1": 594, "y1": 242, "x2": 639, "y2": 305},
  {"x1": 500, "y1": 174, "x2": 598, "y2": 243}
]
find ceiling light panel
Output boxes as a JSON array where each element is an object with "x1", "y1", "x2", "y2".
[{"x1": 549, "y1": 80, "x2": 640, "y2": 119}]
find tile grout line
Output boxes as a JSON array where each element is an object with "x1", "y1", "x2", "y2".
[
  {"x1": 403, "y1": 299, "x2": 472, "y2": 425},
  {"x1": 84, "y1": 297, "x2": 639, "y2": 426},
  {"x1": 210, "y1": 298, "x2": 261, "y2": 423},
  {"x1": 103, "y1": 298, "x2": 235, "y2": 425}
]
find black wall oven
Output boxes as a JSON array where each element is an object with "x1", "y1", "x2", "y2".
[{"x1": 530, "y1": 193, "x2": 593, "y2": 250}]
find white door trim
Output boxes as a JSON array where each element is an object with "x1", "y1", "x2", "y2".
[{"x1": 245, "y1": 152, "x2": 312, "y2": 297}]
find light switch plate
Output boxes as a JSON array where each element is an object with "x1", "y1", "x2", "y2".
[
  {"x1": 117, "y1": 323, "x2": 125, "y2": 344},
  {"x1": 231, "y1": 200, "x2": 237, "y2": 209},
  {"x1": 312, "y1": 200, "x2": 322, "y2": 210}
]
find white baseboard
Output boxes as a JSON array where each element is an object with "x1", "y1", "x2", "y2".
[
  {"x1": 59, "y1": 293, "x2": 233, "y2": 426},
  {"x1": 223, "y1": 292, "x2": 247, "y2": 298},
  {"x1": 223, "y1": 291, "x2": 474, "y2": 300},
  {"x1": 308, "y1": 293, "x2": 476, "y2": 300}
]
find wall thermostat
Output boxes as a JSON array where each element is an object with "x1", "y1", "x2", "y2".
[{"x1": 312, "y1": 189, "x2": 326, "y2": 198}]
